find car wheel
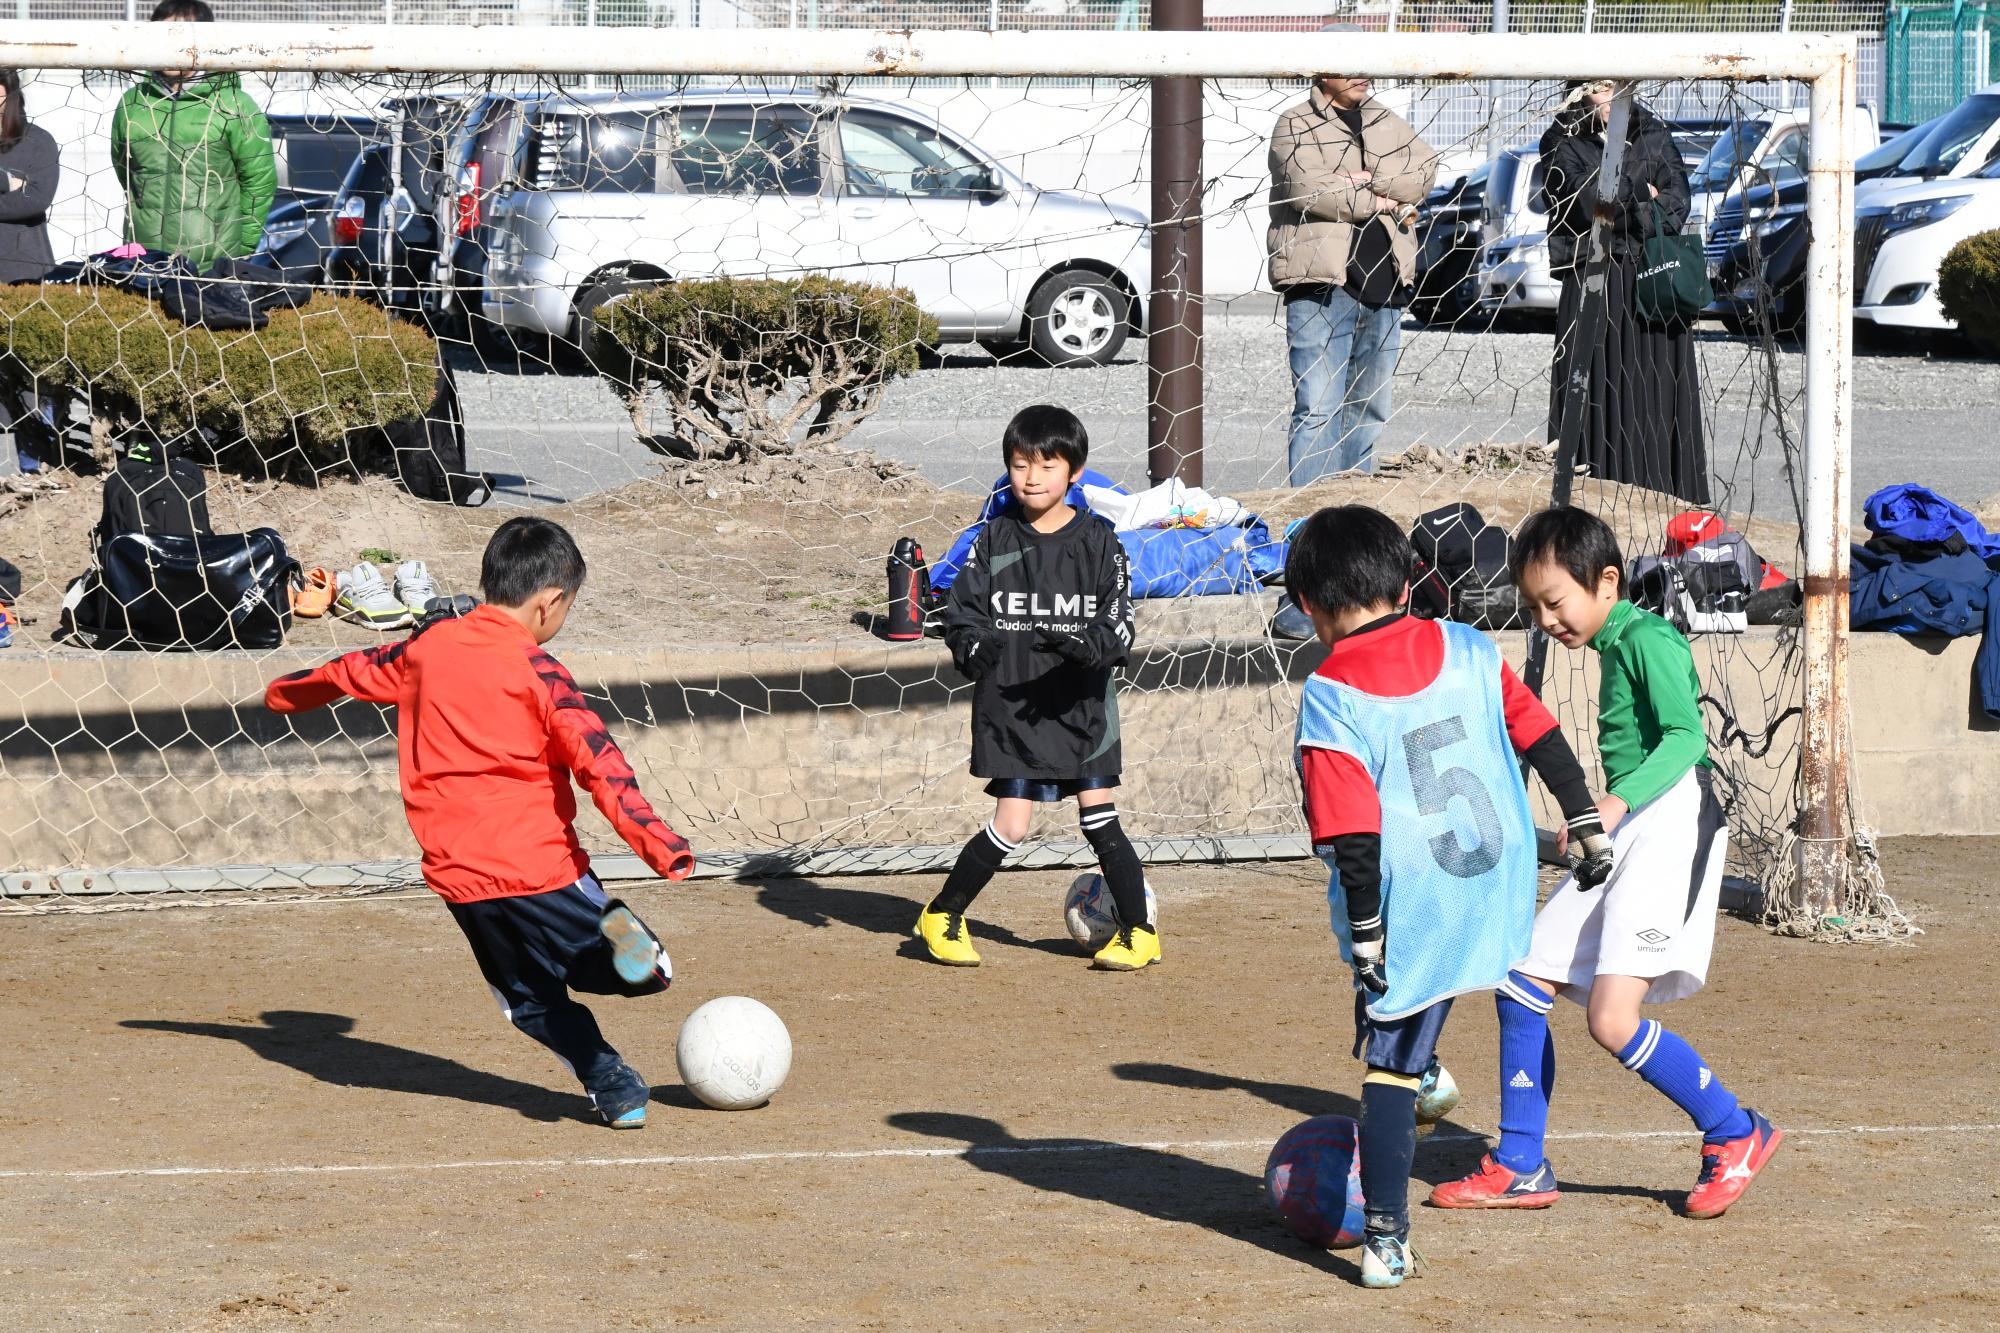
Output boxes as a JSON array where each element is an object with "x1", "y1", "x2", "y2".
[
  {"x1": 574, "y1": 273, "x2": 660, "y2": 371},
  {"x1": 1025, "y1": 269, "x2": 1129, "y2": 367}
]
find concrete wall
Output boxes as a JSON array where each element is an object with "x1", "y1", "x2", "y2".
[{"x1": 3, "y1": 615, "x2": 1993, "y2": 886}]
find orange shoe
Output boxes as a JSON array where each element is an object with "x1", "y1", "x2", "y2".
[{"x1": 292, "y1": 566, "x2": 335, "y2": 618}]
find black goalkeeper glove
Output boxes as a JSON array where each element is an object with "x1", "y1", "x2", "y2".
[
  {"x1": 1035, "y1": 626, "x2": 1097, "y2": 666},
  {"x1": 950, "y1": 629, "x2": 1003, "y2": 681},
  {"x1": 1350, "y1": 934, "x2": 1389, "y2": 997},
  {"x1": 1568, "y1": 813, "x2": 1615, "y2": 890}
]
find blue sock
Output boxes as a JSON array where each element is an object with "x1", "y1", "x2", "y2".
[
  {"x1": 1618, "y1": 1020, "x2": 1755, "y2": 1143},
  {"x1": 1359, "y1": 1076, "x2": 1417, "y2": 1240},
  {"x1": 1494, "y1": 971, "x2": 1556, "y2": 1172}
]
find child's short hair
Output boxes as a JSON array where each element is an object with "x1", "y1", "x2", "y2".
[
  {"x1": 1283, "y1": 505, "x2": 1412, "y2": 616},
  {"x1": 481, "y1": 516, "x2": 586, "y2": 607},
  {"x1": 1002, "y1": 404, "x2": 1088, "y2": 473},
  {"x1": 1510, "y1": 507, "x2": 1625, "y2": 593}
]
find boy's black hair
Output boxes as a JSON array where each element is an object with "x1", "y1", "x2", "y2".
[
  {"x1": 1510, "y1": 506, "x2": 1625, "y2": 592},
  {"x1": 481, "y1": 516, "x2": 586, "y2": 607},
  {"x1": 151, "y1": 0, "x2": 214, "y2": 20},
  {"x1": 1283, "y1": 505, "x2": 1412, "y2": 617},
  {"x1": 1002, "y1": 404, "x2": 1088, "y2": 473}
]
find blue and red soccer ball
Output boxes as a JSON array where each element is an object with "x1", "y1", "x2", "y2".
[{"x1": 1264, "y1": 1114, "x2": 1366, "y2": 1248}]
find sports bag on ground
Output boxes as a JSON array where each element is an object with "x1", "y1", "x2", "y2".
[
  {"x1": 1409, "y1": 503, "x2": 1524, "y2": 629},
  {"x1": 56, "y1": 527, "x2": 300, "y2": 651}
]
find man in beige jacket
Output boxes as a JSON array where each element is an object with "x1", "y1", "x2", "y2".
[{"x1": 1268, "y1": 68, "x2": 1438, "y2": 483}]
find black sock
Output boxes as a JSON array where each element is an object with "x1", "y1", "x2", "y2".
[
  {"x1": 1359, "y1": 1075, "x2": 1418, "y2": 1240},
  {"x1": 1079, "y1": 803, "x2": 1151, "y2": 932},
  {"x1": 930, "y1": 822, "x2": 1017, "y2": 916}
]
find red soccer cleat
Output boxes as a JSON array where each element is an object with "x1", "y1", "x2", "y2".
[
  {"x1": 1684, "y1": 1110, "x2": 1783, "y2": 1219},
  {"x1": 1427, "y1": 1153, "x2": 1561, "y2": 1209}
]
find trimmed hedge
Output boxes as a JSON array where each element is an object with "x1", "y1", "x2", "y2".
[
  {"x1": 594, "y1": 275, "x2": 938, "y2": 459},
  {"x1": 0, "y1": 284, "x2": 440, "y2": 477},
  {"x1": 1938, "y1": 229, "x2": 2000, "y2": 355}
]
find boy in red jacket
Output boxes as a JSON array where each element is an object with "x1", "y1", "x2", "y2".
[{"x1": 266, "y1": 517, "x2": 694, "y2": 1129}]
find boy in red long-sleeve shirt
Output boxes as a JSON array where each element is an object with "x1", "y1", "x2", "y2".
[{"x1": 266, "y1": 517, "x2": 694, "y2": 1130}]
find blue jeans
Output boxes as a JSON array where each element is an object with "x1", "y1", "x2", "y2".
[{"x1": 1284, "y1": 285, "x2": 1402, "y2": 484}]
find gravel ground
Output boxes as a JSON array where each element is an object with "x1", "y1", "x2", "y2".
[{"x1": 446, "y1": 306, "x2": 2000, "y2": 521}]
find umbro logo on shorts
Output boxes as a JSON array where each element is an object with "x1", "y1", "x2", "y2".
[{"x1": 1636, "y1": 928, "x2": 1670, "y2": 945}]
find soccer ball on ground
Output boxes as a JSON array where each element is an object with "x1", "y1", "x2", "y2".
[
  {"x1": 1062, "y1": 871, "x2": 1158, "y2": 951},
  {"x1": 675, "y1": 996, "x2": 793, "y2": 1111},
  {"x1": 1264, "y1": 1114, "x2": 1366, "y2": 1249}
]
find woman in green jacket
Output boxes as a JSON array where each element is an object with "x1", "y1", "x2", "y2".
[{"x1": 109, "y1": 0, "x2": 275, "y2": 267}]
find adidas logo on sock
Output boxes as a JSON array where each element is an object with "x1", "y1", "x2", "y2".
[
  {"x1": 1510, "y1": 1069, "x2": 1535, "y2": 1089},
  {"x1": 1699, "y1": 1067, "x2": 1712, "y2": 1089}
]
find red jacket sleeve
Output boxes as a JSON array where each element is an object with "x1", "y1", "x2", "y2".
[
  {"x1": 1300, "y1": 746, "x2": 1381, "y2": 846},
  {"x1": 1499, "y1": 660, "x2": 1560, "y2": 753},
  {"x1": 528, "y1": 648, "x2": 695, "y2": 881},
  {"x1": 264, "y1": 642, "x2": 409, "y2": 713}
]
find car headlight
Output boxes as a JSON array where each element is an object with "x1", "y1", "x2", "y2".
[
  {"x1": 258, "y1": 221, "x2": 308, "y2": 254},
  {"x1": 1882, "y1": 194, "x2": 1972, "y2": 238},
  {"x1": 1749, "y1": 204, "x2": 1806, "y2": 237}
]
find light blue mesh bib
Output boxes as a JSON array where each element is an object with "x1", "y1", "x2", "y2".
[{"x1": 1295, "y1": 621, "x2": 1537, "y2": 1019}]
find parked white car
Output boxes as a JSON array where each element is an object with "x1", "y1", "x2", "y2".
[
  {"x1": 1473, "y1": 146, "x2": 1557, "y2": 317},
  {"x1": 1854, "y1": 86, "x2": 2000, "y2": 332},
  {"x1": 444, "y1": 90, "x2": 1150, "y2": 366}
]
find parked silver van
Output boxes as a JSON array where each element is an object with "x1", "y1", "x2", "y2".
[{"x1": 444, "y1": 90, "x2": 1151, "y2": 366}]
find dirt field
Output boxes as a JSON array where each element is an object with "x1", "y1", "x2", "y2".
[{"x1": 1, "y1": 838, "x2": 1993, "y2": 1331}]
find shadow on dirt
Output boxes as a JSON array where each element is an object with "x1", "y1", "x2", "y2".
[
  {"x1": 121, "y1": 1009, "x2": 585, "y2": 1124},
  {"x1": 886, "y1": 1109, "x2": 1357, "y2": 1278}
]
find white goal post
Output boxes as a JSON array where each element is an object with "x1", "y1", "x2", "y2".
[{"x1": 0, "y1": 22, "x2": 1860, "y2": 915}]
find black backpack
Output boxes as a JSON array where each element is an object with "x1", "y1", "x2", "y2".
[
  {"x1": 1409, "y1": 503, "x2": 1525, "y2": 629},
  {"x1": 98, "y1": 445, "x2": 213, "y2": 542}
]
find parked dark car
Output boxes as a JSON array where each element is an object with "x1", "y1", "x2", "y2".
[
  {"x1": 326, "y1": 95, "x2": 473, "y2": 318},
  {"x1": 1411, "y1": 159, "x2": 1489, "y2": 326},
  {"x1": 252, "y1": 114, "x2": 378, "y2": 284},
  {"x1": 1705, "y1": 115, "x2": 1941, "y2": 333}
]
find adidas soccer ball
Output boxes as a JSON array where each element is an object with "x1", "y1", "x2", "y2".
[
  {"x1": 675, "y1": 996, "x2": 793, "y2": 1111},
  {"x1": 1062, "y1": 872, "x2": 1157, "y2": 950},
  {"x1": 1264, "y1": 1114, "x2": 1366, "y2": 1249}
]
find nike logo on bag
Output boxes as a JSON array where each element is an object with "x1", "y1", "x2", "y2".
[{"x1": 1510, "y1": 1070, "x2": 1535, "y2": 1089}]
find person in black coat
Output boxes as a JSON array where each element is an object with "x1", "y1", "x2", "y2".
[
  {"x1": 1542, "y1": 80, "x2": 1710, "y2": 506},
  {"x1": 0, "y1": 68, "x2": 61, "y2": 472}
]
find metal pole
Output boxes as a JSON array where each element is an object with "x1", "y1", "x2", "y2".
[
  {"x1": 1487, "y1": 0, "x2": 1511, "y2": 162},
  {"x1": 1797, "y1": 51, "x2": 1858, "y2": 918},
  {"x1": 1148, "y1": 0, "x2": 1203, "y2": 486}
]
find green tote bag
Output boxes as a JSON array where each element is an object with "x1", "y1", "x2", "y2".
[{"x1": 1635, "y1": 200, "x2": 1714, "y2": 327}]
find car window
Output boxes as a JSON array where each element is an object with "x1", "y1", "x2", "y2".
[
  {"x1": 1860, "y1": 116, "x2": 1938, "y2": 177},
  {"x1": 1764, "y1": 130, "x2": 1808, "y2": 188},
  {"x1": 278, "y1": 128, "x2": 368, "y2": 196},
  {"x1": 669, "y1": 106, "x2": 822, "y2": 196},
  {"x1": 837, "y1": 112, "x2": 988, "y2": 198},
  {"x1": 474, "y1": 105, "x2": 524, "y2": 191},
  {"x1": 1896, "y1": 94, "x2": 2000, "y2": 177},
  {"x1": 542, "y1": 111, "x2": 667, "y2": 193},
  {"x1": 1691, "y1": 119, "x2": 1769, "y2": 193}
]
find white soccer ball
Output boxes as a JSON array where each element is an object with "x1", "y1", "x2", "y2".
[
  {"x1": 1063, "y1": 872, "x2": 1158, "y2": 951},
  {"x1": 675, "y1": 996, "x2": 793, "y2": 1111}
]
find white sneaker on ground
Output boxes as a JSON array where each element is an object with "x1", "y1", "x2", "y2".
[
  {"x1": 393, "y1": 560, "x2": 439, "y2": 617},
  {"x1": 335, "y1": 563, "x2": 413, "y2": 629}
]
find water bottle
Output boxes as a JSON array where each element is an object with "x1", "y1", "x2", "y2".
[{"x1": 885, "y1": 538, "x2": 930, "y2": 641}]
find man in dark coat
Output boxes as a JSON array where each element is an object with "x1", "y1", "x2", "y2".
[{"x1": 1542, "y1": 81, "x2": 1710, "y2": 506}]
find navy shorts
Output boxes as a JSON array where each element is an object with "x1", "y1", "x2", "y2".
[
  {"x1": 985, "y1": 775, "x2": 1119, "y2": 803},
  {"x1": 1352, "y1": 993, "x2": 1453, "y2": 1077}
]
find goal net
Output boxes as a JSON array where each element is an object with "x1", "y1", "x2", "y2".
[{"x1": 0, "y1": 22, "x2": 1896, "y2": 935}]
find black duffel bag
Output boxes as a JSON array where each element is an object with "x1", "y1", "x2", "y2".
[{"x1": 57, "y1": 527, "x2": 300, "y2": 651}]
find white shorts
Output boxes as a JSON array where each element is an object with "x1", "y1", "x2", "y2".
[{"x1": 1522, "y1": 767, "x2": 1728, "y2": 1006}]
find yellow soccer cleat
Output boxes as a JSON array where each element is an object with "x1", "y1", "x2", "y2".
[
  {"x1": 1091, "y1": 923, "x2": 1162, "y2": 971},
  {"x1": 914, "y1": 907, "x2": 982, "y2": 966}
]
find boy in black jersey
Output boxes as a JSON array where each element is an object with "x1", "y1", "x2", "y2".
[{"x1": 919, "y1": 404, "x2": 1155, "y2": 970}]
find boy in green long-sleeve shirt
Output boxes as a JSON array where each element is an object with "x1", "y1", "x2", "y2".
[{"x1": 1430, "y1": 507, "x2": 1783, "y2": 1222}]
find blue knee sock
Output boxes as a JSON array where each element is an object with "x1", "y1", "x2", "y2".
[
  {"x1": 1494, "y1": 971, "x2": 1556, "y2": 1172},
  {"x1": 1617, "y1": 1019, "x2": 1755, "y2": 1143}
]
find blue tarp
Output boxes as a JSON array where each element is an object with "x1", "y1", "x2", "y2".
[{"x1": 930, "y1": 472, "x2": 1287, "y2": 600}]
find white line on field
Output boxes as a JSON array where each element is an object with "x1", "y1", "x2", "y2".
[{"x1": 0, "y1": 1121, "x2": 1993, "y2": 1184}]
